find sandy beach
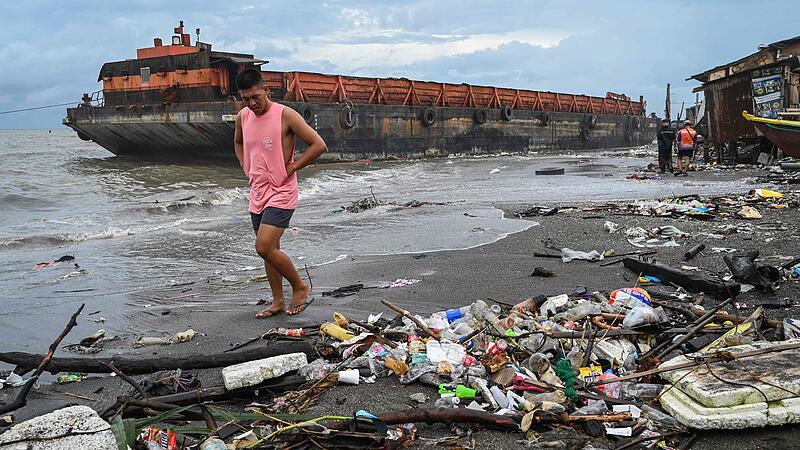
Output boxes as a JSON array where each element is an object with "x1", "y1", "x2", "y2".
[{"x1": 4, "y1": 165, "x2": 799, "y2": 449}]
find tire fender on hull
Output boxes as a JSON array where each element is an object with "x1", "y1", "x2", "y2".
[
  {"x1": 339, "y1": 105, "x2": 356, "y2": 129},
  {"x1": 420, "y1": 107, "x2": 436, "y2": 127},
  {"x1": 500, "y1": 105, "x2": 512, "y2": 121},
  {"x1": 474, "y1": 109, "x2": 488, "y2": 125},
  {"x1": 299, "y1": 104, "x2": 314, "y2": 124}
]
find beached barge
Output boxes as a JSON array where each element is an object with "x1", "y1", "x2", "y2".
[{"x1": 64, "y1": 22, "x2": 658, "y2": 160}]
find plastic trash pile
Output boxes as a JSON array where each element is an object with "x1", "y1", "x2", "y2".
[{"x1": 303, "y1": 288, "x2": 741, "y2": 448}]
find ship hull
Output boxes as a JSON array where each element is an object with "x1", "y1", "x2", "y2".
[{"x1": 65, "y1": 101, "x2": 658, "y2": 160}]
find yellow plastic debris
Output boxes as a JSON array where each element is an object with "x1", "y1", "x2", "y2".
[
  {"x1": 755, "y1": 188, "x2": 783, "y2": 199},
  {"x1": 333, "y1": 312, "x2": 349, "y2": 328},
  {"x1": 320, "y1": 323, "x2": 356, "y2": 341}
]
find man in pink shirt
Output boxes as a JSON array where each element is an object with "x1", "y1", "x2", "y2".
[{"x1": 233, "y1": 69, "x2": 327, "y2": 317}]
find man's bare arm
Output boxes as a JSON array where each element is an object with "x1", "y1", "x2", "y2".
[
  {"x1": 234, "y1": 112, "x2": 244, "y2": 169},
  {"x1": 283, "y1": 107, "x2": 327, "y2": 176}
]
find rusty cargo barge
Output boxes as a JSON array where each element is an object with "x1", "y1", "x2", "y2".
[{"x1": 64, "y1": 22, "x2": 658, "y2": 160}]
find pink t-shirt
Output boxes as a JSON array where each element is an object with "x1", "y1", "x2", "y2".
[{"x1": 240, "y1": 103, "x2": 298, "y2": 213}]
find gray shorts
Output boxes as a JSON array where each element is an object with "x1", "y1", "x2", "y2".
[{"x1": 251, "y1": 207, "x2": 294, "y2": 232}]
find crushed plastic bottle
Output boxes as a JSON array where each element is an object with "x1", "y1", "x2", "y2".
[
  {"x1": 621, "y1": 382, "x2": 663, "y2": 401},
  {"x1": 641, "y1": 404, "x2": 681, "y2": 429},
  {"x1": 573, "y1": 399, "x2": 608, "y2": 416}
]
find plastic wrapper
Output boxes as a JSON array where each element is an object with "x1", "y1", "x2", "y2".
[
  {"x1": 385, "y1": 356, "x2": 409, "y2": 377},
  {"x1": 298, "y1": 358, "x2": 337, "y2": 381},
  {"x1": 564, "y1": 301, "x2": 602, "y2": 321},
  {"x1": 399, "y1": 362, "x2": 436, "y2": 385},
  {"x1": 596, "y1": 371, "x2": 621, "y2": 398},
  {"x1": 608, "y1": 287, "x2": 651, "y2": 310}
]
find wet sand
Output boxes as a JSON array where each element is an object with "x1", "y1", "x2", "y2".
[{"x1": 3, "y1": 173, "x2": 800, "y2": 449}]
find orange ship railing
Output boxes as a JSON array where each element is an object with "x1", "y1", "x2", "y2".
[{"x1": 261, "y1": 71, "x2": 644, "y2": 116}]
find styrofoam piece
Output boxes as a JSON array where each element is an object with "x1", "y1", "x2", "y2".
[
  {"x1": 612, "y1": 404, "x2": 642, "y2": 418},
  {"x1": 659, "y1": 386, "x2": 771, "y2": 429},
  {"x1": 222, "y1": 352, "x2": 308, "y2": 390},
  {"x1": 661, "y1": 387, "x2": 800, "y2": 429},
  {"x1": 659, "y1": 339, "x2": 800, "y2": 408},
  {"x1": 0, "y1": 405, "x2": 116, "y2": 450},
  {"x1": 605, "y1": 427, "x2": 632, "y2": 437}
]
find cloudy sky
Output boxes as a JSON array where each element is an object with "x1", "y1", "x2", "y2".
[{"x1": 1, "y1": 0, "x2": 797, "y2": 129}]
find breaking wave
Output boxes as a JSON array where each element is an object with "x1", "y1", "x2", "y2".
[
  {"x1": 0, "y1": 218, "x2": 210, "y2": 249},
  {"x1": 145, "y1": 187, "x2": 249, "y2": 212}
]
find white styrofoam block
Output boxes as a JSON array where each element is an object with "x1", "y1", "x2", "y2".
[
  {"x1": 222, "y1": 352, "x2": 308, "y2": 390},
  {"x1": 660, "y1": 387, "x2": 772, "y2": 429},
  {"x1": 659, "y1": 339, "x2": 800, "y2": 408},
  {"x1": 0, "y1": 405, "x2": 116, "y2": 450}
]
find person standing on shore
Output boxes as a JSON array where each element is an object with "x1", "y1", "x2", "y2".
[
  {"x1": 233, "y1": 69, "x2": 327, "y2": 317},
  {"x1": 656, "y1": 119, "x2": 675, "y2": 174},
  {"x1": 674, "y1": 120, "x2": 700, "y2": 176}
]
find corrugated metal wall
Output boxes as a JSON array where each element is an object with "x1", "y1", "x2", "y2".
[{"x1": 704, "y1": 73, "x2": 758, "y2": 145}]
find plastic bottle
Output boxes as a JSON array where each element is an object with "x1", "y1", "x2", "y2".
[
  {"x1": 522, "y1": 352, "x2": 552, "y2": 375},
  {"x1": 573, "y1": 399, "x2": 608, "y2": 416},
  {"x1": 512, "y1": 297, "x2": 537, "y2": 314},
  {"x1": 490, "y1": 385, "x2": 510, "y2": 408},
  {"x1": 487, "y1": 340, "x2": 508, "y2": 356},
  {"x1": 199, "y1": 438, "x2": 227, "y2": 450},
  {"x1": 445, "y1": 306, "x2": 471, "y2": 323},
  {"x1": 434, "y1": 397, "x2": 460, "y2": 408},
  {"x1": 438, "y1": 384, "x2": 477, "y2": 399}
]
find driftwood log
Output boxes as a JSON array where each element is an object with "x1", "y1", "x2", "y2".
[
  {"x1": 378, "y1": 407, "x2": 517, "y2": 429},
  {"x1": 0, "y1": 304, "x2": 84, "y2": 415},
  {"x1": 623, "y1": 257, "x2": 740, "y2": 299},
  {"x1": 1, "y1": 341, "x2": 316, "y2": 375},
  {"x1": 381, "y1": 300, "x2": 440, "y2": 339}
]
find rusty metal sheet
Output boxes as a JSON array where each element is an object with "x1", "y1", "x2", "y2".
[
  {"x1": 270, "y1": 71, "x2": 645, "y2": 116},
  {"x1": 704, "y1": 73, "x2": 758, "y2": 145}
]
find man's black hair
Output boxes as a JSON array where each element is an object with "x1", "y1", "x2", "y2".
[{"x1": 236, "y1": 68, "x2": 264, "y2": 90}]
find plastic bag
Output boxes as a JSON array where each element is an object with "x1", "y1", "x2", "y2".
[
  {"x1": 608, "y1": 287, "x2": 651, "y2": 310},
  {"x1": 622, "y1": 306, "x2": 669, "y2": 328},
  {"x1": 561, "y1": 248, "x2": 603, "y2": 263}
]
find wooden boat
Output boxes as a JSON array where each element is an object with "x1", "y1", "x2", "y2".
[{"x1": 742, "y1": 111, "x2": 800, "y2": 158}]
